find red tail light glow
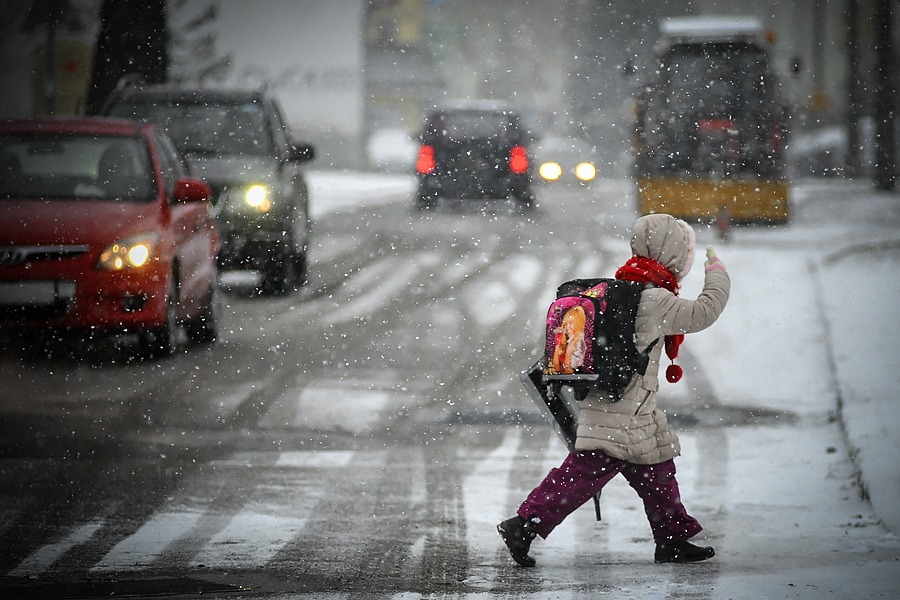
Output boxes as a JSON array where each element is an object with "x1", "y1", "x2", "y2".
[
  {"x1": 697, "y1": 118, "x2": 735, "y2": 133},
  {"x1": 416, "y1": 145, "x2": 436, "y2": 174},
  {"x1": 509, "y1": 145, "x2": 528, "y2": 174},
  {"x1": 770, "y1": 119, "x2": 785, "y2": 153}
]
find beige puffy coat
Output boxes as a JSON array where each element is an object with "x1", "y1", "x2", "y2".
[{"x1": 574, "y1": 215, "x2": 731, "y2": 464}]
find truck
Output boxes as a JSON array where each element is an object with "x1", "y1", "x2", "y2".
[{"x1": 632, "y1": 16, "x2": 790, "y2": 224}]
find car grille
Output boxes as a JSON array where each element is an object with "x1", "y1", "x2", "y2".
[{"x1": 0, "y1": 245, "x2": 89, "y2": 267}]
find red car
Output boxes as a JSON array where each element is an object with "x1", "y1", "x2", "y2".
[{"x1": 0, "y1": 118, "x2": 220, "y2": 356}]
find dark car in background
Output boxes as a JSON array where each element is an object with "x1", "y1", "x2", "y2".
[
  {"x1": 0, "y1": 118, "x2": 219, "y2": 356},
  {"x1": 415, "y1": 101, "x2": 535, "y2": 210},
  {"x1": 102, "y1": 86, "x2": 315, "y2": 293}
]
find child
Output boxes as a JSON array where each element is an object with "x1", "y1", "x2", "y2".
[{"x1": 498, "y1": 213, "x2": 730, "y2": 566}]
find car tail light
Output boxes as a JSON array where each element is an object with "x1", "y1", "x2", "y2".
[
  {"x1": 509, "y1": 145, "x2": 528, "y2": 174},
  {"x1": 698, "y1": 119, "x2": 741, "y2": 162},
  {"x1": 416, "y1": 145, "x2": 436, "y2": 174},
  {"x1": 697, "y1": 118, "x2": 735, "y2": 133}
]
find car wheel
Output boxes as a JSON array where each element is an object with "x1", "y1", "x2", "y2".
[
  {"x1": 260, "y1": 244, "x2": 296, "y2": 295},
  {"x1": 185, "y1": 271, "x2": 220, "y2": 345},
  {"x1": 515, "y1": 189, "x2": 535, "y2": 211},
  {"x1": 416, "y1": 191, "x2": 437, "y2": 210},
  {"x1": 293, "y1": 249, "x2": 309, "y2": 287},
  {"x1": 140, "y1": 276, "x2": 178, "y2": 357}
]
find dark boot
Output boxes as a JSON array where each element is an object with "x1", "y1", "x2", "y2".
[
  {"x1": 497, "y1": 516, "x2": 537, "y2": 567},
  {"x1": 654, "y1": 540, "x2": 715, "y2": 563}
]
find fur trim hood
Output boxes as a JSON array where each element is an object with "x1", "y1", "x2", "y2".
[{"x1": 629, "y1": 214, "x2": 695, "y2": 281}]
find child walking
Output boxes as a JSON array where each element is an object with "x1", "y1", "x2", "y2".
[{"x1": 498, "y1": 213, "x2": 730, "y2": 566}]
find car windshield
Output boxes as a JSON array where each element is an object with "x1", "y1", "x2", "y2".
[
  {"x1": 107, "y1": 100, "x2": 274, "y2": 157},
  {"x1": 425, "y1": 111, "x2": 512, "y2": 141},
  {"x1": 662, "y1": 43, "x2": 766, "y2": 117},
  {"x1": 0, "y1": 135, "x2": 154, "y2": 201}
]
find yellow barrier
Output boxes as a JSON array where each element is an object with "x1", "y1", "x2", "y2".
[{"x1": 637, "y1": 177, "x2": 790, "y2": 224}]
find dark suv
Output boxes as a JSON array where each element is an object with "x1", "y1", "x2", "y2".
[
  {"x1": 102, "y1": 86, "x2": 315, "y2": 293},
  {"x1": 415, "y1": 102, "x2": 534, "y2": 209}
]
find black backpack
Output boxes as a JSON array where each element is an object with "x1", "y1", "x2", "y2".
[{"x1": 541, "y1": 278, "x2": 655, "y2": 401}]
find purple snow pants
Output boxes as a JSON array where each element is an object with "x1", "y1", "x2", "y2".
[{"x1": 517, "y1": 450, "x2": 703, "y2": 543}]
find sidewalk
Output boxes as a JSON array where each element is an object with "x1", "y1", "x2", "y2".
[{"x1": 818, "y1": 239, "x2": 900, "y2": 535}]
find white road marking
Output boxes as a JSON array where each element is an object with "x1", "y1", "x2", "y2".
[
  {"x1": 91, "y1": 512, "x2": 202, "y2": 572},
  {"x1": 291, "y1": 387, "x2": 389, "y2": 432},
  {"x1": 192, "y1": 512, "x2": 307, "y2": 569},
  {"x1": 464, "y1": 255, "x2": 544, "y2": 327},
  {"x1": 461, "y1": 427, "x2": 522, "y2": 589},
  {"x1": 276, "y1": 450, "x2": 355, "y2": 468},
  {"x1": 10, "y1": 521, "x2": 103, "y2": 577}
]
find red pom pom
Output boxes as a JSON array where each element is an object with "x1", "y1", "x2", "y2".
[{"x1": 666, "y1": 364, "x2": 683, "y2": 383}]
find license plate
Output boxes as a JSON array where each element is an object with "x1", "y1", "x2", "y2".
[{"x1": 0, "y1": 281, "x2": 75, "y2": 306}]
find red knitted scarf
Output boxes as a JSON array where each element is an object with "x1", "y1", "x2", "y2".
[{"x1": 615, "y1": 256, "x2": 685, "y2": 383}]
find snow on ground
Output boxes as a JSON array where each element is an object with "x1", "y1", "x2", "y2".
[
  {"x1": 306, "y1": 170, "x2": 900, "y2": 541},
  {"x1": 306, "y1": 169, "x2": 416, "y2": 219},
  {"x1": 820, "y1": 245, "x2": 900, "y2": 535}
]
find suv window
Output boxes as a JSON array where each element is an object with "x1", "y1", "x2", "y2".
[
  {"x1": 425, "y1": 111, "x2": 516, "y2": 141},
  {"x1": 107, "y1": 100, "x2": 275, "y2": 157}
]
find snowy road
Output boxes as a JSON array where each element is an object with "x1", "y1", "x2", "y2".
[{"x1": 0, "y1": 173, "x2": 898, "y2": 598}]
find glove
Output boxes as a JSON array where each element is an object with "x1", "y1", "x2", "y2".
[{"x1": 705, "y1": 245, "x2": 726, "y2": 273}]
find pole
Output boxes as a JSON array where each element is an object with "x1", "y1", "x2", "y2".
[
  {"x1": 845, "y1": 0, "x2": 862, "y2": 177},
  {"x1": 873, "y1": 0, "x2": 896, "y2": 190},
  {"x1": 45, "y1": 12, "x2": 56, "y2": 115}
]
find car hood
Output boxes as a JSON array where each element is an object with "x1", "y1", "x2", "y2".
[
  {"x1": 186, "y1": 155, "x2": 280, "y2": 186},
  {"x1": 0, "y1": 199, "x2": 159, "y2": 247}
]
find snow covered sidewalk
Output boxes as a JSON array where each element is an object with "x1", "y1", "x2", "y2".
[
  {"x1": 689, "y1": 178, "x2": 900, "y2": 538},
  {"x1": 819, "y1": 240, "x2": 900, "y2": 535}
]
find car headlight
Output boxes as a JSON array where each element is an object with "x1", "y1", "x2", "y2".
[
  {"x1": 98, "y1": 232, "x2": 160, "y2": 270},
  {"x1": 575, "y1": 162, "x2": 597, "y2": 181},
  {"x1": 223, "y1": 184, "x2": 273, "y2": 215},
  {"x1": 539, "y1": 161, "x2": 562, "y2": 181}
]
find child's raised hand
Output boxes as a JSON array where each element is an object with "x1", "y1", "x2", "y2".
[{"x1": 705, "y1": 245, "x2": 726, "y2": 272}]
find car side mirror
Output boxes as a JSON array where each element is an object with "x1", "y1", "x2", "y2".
[
  {"x1": 173, "y1": 178, "x2": 212, "y2": 203},
  {"x1": 288, "y1": 142, "x2": 315, "y2": 163}
]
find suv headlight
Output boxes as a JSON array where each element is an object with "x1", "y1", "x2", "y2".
[
  {"x1": 222, "y1": 184, "x2": 273, "y2": 215},
  {"x1": 539, "y1": 161, "x2": 562, "y2": 181},
  {"x1": 98, "y1": 232, "x2": 160, "y2": 270},
  {"x1": 575, "y1": 162, "x2": 597, "y2": 181}
]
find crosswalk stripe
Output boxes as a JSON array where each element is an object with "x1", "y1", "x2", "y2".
[
  {"x1": 92, "y1": 512, "x2": 202, "y2": 572},
  {"x1": 463, "y1": 255, "x2": 543, "y2": 327},
  {"x1": 292, "y1": 387, "x2": 389, "y2": 431},
  {"x1": 193, "y1": 512, "x2": 307, "y2": 569},
  {"x1": 276, "y1": 449, "x2": 355, "y2": 468},
  {"x1": 9, "y1": 521, "x2": 103, "y2": 577},
  {"x1": 461, "y1": 427, "x2": 522, "y2": 589},
  {"x1": 279, "y1": 255, "x2": 428, "y2": 331},
  {"x1": 7, "y1": 434, "x2": 593, "y2": 581}
]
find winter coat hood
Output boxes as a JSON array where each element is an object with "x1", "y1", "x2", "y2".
[{"x1": 630, "y1": 214, "x2": 695, "y2": 281}]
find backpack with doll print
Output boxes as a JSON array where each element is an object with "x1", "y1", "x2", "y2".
[{"x1": 542, "y1": 278, "x2": 655, "y2": 401}]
